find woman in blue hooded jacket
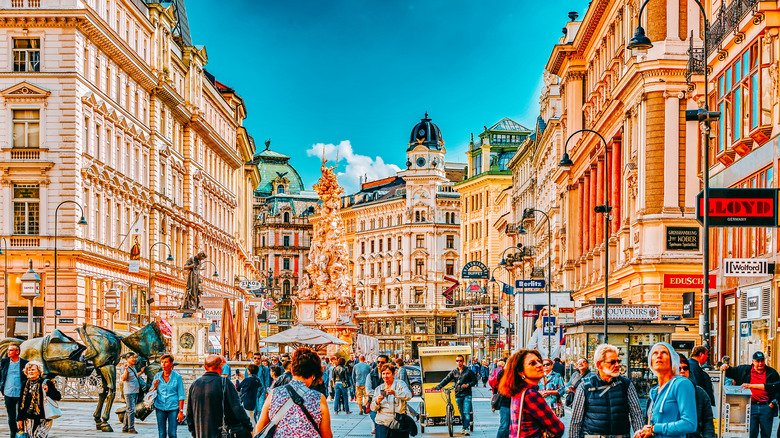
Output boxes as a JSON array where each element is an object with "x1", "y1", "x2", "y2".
[{"x1": 636, "y1": 342, "x2": 697, "y2": 438}]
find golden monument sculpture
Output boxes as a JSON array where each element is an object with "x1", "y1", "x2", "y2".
[{"x1": 296, "y1": 160, "x2": 355, "y2": 348}]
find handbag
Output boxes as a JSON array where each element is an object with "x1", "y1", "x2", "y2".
[
  {"x1": 220, "y1": 377, "x2": 252, "y2": 438},
  {"x1": 42, "y1": 380, "x2": 62, "y2": 420},
  {"x1": 15, "y1": 432, "x2": 29, "y2": 438},
  {"x1": 285, "y1": 385, "x2": 320, "y2": 436}
]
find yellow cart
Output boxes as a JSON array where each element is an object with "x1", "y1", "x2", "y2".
[{"x1": 417, "y1": 345, "x2": 473, "y2": 436}]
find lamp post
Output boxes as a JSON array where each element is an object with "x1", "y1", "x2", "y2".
[
  {"x1": 0, "y1": 237, "x2": 7, "y2": 337},
  {"x1": 54, "y1": 200, "x2": 87, "y2": 330},
  {"x1": 520, "y1": 208, "x2": 553, "y2": 359},
  {"x1": 498, "y1": 245, "x2": 523, "y2": 352},
  {"x1": 105, "y1": 283, "x2": 121, "y2": 330},
  {"x1": 490, "y1": 266, "x2": 504, "y2": 360},
  {"x1": 628, "y1": 1, "x2": 718, "y2": 350},
  {"x1": 560, "y1": 129, "x2": 611, "y2": 341},
  {"x1": 148, "y1": 242, "x2": 174, "y2": 321},
  {"x1": 20, "y1": 260, "x2": 40, "y2": 339}
]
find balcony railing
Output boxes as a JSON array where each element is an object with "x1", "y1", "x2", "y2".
[
  {"x1": 705, "y1": 0, "x2": 759, "y2": 55},
  {"x1": 686, "y1": 35, "x2": 705, "y2": 85}
]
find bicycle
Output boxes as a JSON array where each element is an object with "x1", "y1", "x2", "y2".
[{"x1": 440, "y1": 386, "x2": 456, "y2": 437}]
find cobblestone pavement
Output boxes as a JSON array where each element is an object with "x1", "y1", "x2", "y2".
[{"x1": 0, "y1": 386, "x2": 569, "y2": 438}]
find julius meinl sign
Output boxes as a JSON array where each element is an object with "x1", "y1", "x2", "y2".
[{"x1": 696, "y1": 188, "x2": 778, "y2": 227}]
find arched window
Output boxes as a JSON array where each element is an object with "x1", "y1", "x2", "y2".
[
  {"x1": 415, "y1": 211, "x2": 420, "y2": 222},
  {"x1": 277, "y1": 185, "x2": 285, "y2": 194},
  {"x1": 283, "y1": 212, "x2": 290, "y2": 223}
]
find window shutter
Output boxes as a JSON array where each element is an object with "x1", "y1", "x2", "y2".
[
  {"x1": 761, "y1": 286, "x2": 771, "y2": 317},
  {"x1": 740, "y1": 291, "x2": 748, "y2": 320}
]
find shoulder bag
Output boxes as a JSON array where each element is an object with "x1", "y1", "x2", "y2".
[
  {"x1": 221, "y1": 377, "x2": 252, "y2": 438},
  {"x1": 253, "y1": 386, "x2": 296, "y2": 438},
  {"x1": 42, "y1": 380, "x2": 62, "y2": 420},
  {"x1": 515, "y1": 389, "x2": 555, "y2": 438}
]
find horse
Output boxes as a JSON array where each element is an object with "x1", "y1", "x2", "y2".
[{"x1": 0, "y1": 322, "x2": 165, "y2": 432}]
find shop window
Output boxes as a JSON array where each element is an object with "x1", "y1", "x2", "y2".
[{"x1": 13, "y1": 184, "x2": 39, "y2": 235}]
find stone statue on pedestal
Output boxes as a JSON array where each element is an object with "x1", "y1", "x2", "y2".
[{"x1": 180, "y1": 251, "x2": 207, "y2": 313}]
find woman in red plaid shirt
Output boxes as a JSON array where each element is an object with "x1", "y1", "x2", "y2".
[{"x1": 499, "y1": 350, "x2": 564, "y2": 438}]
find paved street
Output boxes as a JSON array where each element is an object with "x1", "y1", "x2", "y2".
[{"x1": 0, "y1": 386, "x2": 568, "y2": 438}]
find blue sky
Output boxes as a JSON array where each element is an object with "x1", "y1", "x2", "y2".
[{"x1": 186, "y1": 0, "x2": 585, "y2": 193}]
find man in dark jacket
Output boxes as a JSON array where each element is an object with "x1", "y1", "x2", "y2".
[
  {"x1": 722, "y1": 352, "x2": 780, "y2": 438},
  {"x1": 187, "y1": 355, "x2": 251, "y2": 438},
  {"x1": 435, "y1": 355, "x2": 478, "y2": 435},
  {"x1": 689, "y1": 346, "x2": 716, "y2": 406},
  {"x1": 0, "y1": 344, "x2": 27, "y2": 438},
  {"x1": 680, "y1": 356, "x2": 716, "y2": 438},
  {"x1": 569, "y1": 344, "x2": 644, "y2": 438}
]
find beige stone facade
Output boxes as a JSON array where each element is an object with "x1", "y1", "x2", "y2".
[{"x1": 0, "y1": 0, "x2": 258, "y2": 338}]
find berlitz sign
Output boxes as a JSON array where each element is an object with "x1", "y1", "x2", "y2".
[
  {"x1": 663, "y1": 274, "x2": 716, "y2": 289},
  {"x1": 696, "y1": 188, "x2": 778, "y2": 227},
  {"x1": 723, "y1": 258, "x2": 771, "y2": 277}
]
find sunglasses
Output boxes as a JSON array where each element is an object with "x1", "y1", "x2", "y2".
[
  {"x1": 603, "y1": 360, "x2": 621, "y2": 365},
  {"x1": 680, "y1": 366, "x2": 690, "y2": 371},
  {"x1": 543, "y1": 362, "x2": 553, "y2": 366},
  {"x1": 455, "y1": 359, "x2": 464, "y2": 362}
]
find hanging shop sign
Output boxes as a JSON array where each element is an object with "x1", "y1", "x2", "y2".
[
  {"x1": 666, "y1": 227, "x2": 699, "y2": 250},
  {"x1": 663, "y1": 274, "x2": 716, "y2": 289},
  {"x1": 461, "y1": 261, "x2": 489, "y2": 279},
  {"x1": 696, "y1": 188, "x2": 778, "y2": 227},
  {"x1": 723, "y1": 258, "x2": 772, "y2": 277},
  {"x1": 682, "y1": 292, "x2": 695, "y2": 318},
  {"x1": 575, "y1": 305, "x2": 661, "y2": 323},
  {"x1": 515, "y1": 279, "x2": 545, "y2": 289}
]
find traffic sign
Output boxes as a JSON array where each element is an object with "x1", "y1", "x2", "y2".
[
  {"x1": 263, "y1": 299, "x2": 275, "y2": 310},
  {"x1": 515, "y1": 279, "x2": 545, "y2": 289},
  {"x1": 268, "y1": 314, "x2": 278, "y2": 323}
]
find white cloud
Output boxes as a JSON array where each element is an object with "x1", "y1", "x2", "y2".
[{"x1": 306, "y1": 140, "x2": 401, "y2": 194}]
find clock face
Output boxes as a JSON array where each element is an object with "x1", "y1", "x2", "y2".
[
  {"x1": 416, "y1": 157, "x2": 426, "y2": 167},
  {"x1": 179, "y1": 332, "x2": 195, "y2": 349},
  {"x1": 418, "y1": 129, "x2": 426, "y2": 136}
]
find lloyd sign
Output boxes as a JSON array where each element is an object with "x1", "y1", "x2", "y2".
[
  {"x1": 696, "y1": 188, "x2": 778, "y2": 227},
  {"x1": 724, "y1": 258, "x2": 771, "y2": 277}
]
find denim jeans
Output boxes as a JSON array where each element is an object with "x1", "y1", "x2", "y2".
[
  {"x1": 334, "y1": 382, "x2": 350, "y2": 413},
  {"x1": 155, "y1": 409, "x2": 178, "y2": 438},
  {"x1": 750, "y1": 403, "x2": 773, "y2": 438},
  {"x1": 455, "y1": 395, "x2": 472, "y2": 431},
  {"x1": 4, "y1": 396, "x2": 20, "y2": 437},
  {"x1": 497, "y1": 405, "x2": 510, "y2": 438},
  {"x1": 123, "y1": 393, "x2": 137, "y2": 431}
]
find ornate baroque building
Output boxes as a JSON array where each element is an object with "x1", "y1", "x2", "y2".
[
  {"x1": 0, "y1": 0, "x2": 259, "y2": 338},
  {"x1": 342, "y1": 114, "x2": 465, "y2": 359},
  {"x1": 455, "y1": 118, "x2": 531, "y2": 357},
  {"x1": 252, "y1": 141, "x2": 319, "y2": 334}
]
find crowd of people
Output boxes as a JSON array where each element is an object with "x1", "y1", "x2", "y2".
[{"x1": 2, "y1": 342, "x2": 777, "y2": 438}]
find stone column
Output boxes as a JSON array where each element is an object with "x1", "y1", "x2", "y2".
[
  {"x1": 663, "y1": 91, "x2": 682, "y2": 210},
  {"x1": 596, "y1": 157, "x2": 604, "y2": 244},
  {"x1": 583, "y1": 172, "x2": 590, "y2": 253},
  {"x1": 611, "y1": 140, "x2": 622, "y2": 235}
]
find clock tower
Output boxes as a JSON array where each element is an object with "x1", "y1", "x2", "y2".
[{"x1": 399, "y1": 113, "x2": 448, "y2": 209}]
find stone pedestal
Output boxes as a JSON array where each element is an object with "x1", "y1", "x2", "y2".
[
  {"x1": 296, "y1": 300, "x2": 339, "y2": 325},
  {"x1": 170, "y1": 316, "x2": 210, "y2": 362}
]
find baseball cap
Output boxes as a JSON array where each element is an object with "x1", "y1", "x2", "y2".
[{"x1": 753, "y1": 352, "x2": 766, "y2": 361}]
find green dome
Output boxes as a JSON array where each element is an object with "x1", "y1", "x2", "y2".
[{"x1": 253, "y1": 141, "x2": 305, "y2": 196}]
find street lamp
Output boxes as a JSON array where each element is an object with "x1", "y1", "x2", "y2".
[
  {"x1": 54, "y1": 200, "x2": 87, "y2": 330},
  {"x1": 560, "y1": 129, "x2": 611, "y2": 342},
  {"x1": 521, "y1": 208, "x2": 553, "y2": 359},
  {"x1": 0, "y1": 237, "x2": 8, "y2": 336},
  {"x1": 20, "y1": 259, "x2": 40, "y2": 339},
  {"x1": 627, "y1": 0, "x2": 717, "y2": 350},
  {"x1": 105, "y1": 283, "x2": 121, "y2": 330},
  {"x1": 200, "y1": 260, "x2": 219, "y2": 279},
  {"x1": 498, "y1": 245, "x2": 523, "y2": 351},
  {"x1": 148, "y1": 242, "x2": 174, "y2": 320}
]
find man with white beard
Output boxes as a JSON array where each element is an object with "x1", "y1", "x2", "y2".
[{"x1": 568, "y1": 344, "x2": 645, "y2": 438}]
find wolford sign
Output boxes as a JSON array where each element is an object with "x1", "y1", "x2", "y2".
[
  {"x1": 696, "y1": 188, "x2": 778, "y2": 227},
  {"x1": 663, "y1": 274, "x2": 716, "y2": 289}
]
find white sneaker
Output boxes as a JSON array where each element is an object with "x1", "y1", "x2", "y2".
[{"x1": 462, "y1": 430, "x2": 470, "y2": 436}]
